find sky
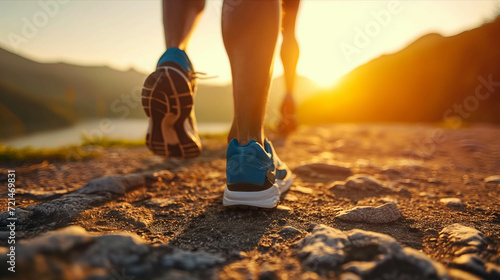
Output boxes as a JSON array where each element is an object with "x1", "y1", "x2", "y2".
[{"x1": 0, "y1": 0, "x2": 499, "y2": 87}]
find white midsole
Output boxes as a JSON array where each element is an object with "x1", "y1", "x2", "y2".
[{"x1": 223, "y1": 174, "x2": 293, "y2": 208}]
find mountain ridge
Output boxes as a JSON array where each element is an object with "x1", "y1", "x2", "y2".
[{"x1": 298, "y1": 16, "x2": 500, "y2": 124}]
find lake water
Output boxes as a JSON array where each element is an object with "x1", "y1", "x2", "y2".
[{"x1": 4, "y1": 119, "x2": 231, "y2": 148}]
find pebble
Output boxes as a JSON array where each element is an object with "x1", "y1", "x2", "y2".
[
  {"x1": 440, "y1": 198, "x2": 463, "y2": 208},
  {"x1": 336, "y1": 203, "x2": 401, "y2": 223},
  {"x1": 439, "y1": 224, "x2": 488, "y2": 250},
  {"x1": 276, "y1": 205, "x2": 292, "y2": 212},
  {"x1": 329, "y1": 175, "x2": 393, "y2": 201},
  {"x1": 291, "y1": 185, "x2": 313, "y2": 195},
  {"x1": 284, "y1": 194, "x2": 298, "y2": 202},
  {"x1": 278, "y1": 226, "x2": 302, "y2": 239},
  {"x1": 295, "y1": 224, "x2": 448, "y2": 279},
  {"x1": 484, "y1": 175, "x2": 500, "y2": 183},
  {"x1": 420, "y1": 192, "x2": 437, "y2": 199}
]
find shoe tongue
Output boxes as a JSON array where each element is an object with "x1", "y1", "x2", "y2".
[{"x1": 157, "y1": 47, "x2": 192, "y2": 72}]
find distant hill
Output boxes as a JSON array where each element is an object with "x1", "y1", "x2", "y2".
[
  {"x1": 298, "y1": 16, "x2": 500, "y2": 124},
  {"x1": 0, "y1": 82, "x2": 74, "y2": 139},
  {"x1": 0, "y1": 47, "x2": 148, "y2": 120}
]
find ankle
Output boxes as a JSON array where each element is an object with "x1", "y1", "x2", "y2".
[
  {"x1": 157, "y1": 47, "x2": 192, "y2": 72},
  {"x1": 235, "y1": 134, "x2": 264, "y2": 146}
]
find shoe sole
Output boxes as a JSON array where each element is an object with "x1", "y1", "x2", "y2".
[
  {"x1": 223, "y1": 174, "x2": 293, "y2": 208},
  {"x1": 142, "y1": 66, "x2": 201, "y2": 158}
]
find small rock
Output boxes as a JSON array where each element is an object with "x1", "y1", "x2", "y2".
[
  {"x1": 440, "y1": 198, "x2": 463, "y2": 208},
  {"x1": 336, "y1": 203, "x2": 401, "y2": 223},
  {"x1": 419, "y1": 192, "x2": 437, "y2": 199},
  {"x1": 278, "y1": 226, "x2": 302, "y2": 239},
  {"x1": 284, "y1": 194, "x2": 298, "y2": 202},
  {"x1": 484, "y1": 175, "x2": 500, "y2": 183},
  {"x1": 276, "y1": 205, "x2": 292, "y2": 212},
  {"x1": 439, "y1": 224, "x2": 488, "y2": 252},
  {"x1": 291, "y1": 185, "x2": 313, "y2": 194},
  {"x1": 330, "y1": 175, "x2": 393, "y2": 201}
]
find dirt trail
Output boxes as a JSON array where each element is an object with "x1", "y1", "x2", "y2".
[{"x1": 0, "y1": 124, "x2": 499, "y2": 280}]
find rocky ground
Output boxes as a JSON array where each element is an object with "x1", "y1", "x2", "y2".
[{"x1": 0, "y1": 124, "x2": 499, "y2": 280}]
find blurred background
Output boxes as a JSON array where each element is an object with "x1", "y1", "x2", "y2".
[{"x1": 1, "y1": 0, "x2": 499, "y2": 148}]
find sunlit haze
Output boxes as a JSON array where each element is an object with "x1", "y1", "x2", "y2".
[{"x1": 0, "y1": 0, "x2": 499, "y2": 87}]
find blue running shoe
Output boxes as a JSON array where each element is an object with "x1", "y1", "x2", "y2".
[
  {"x1": 142, "y1": 47, "x2": 201, "y2": 158},
  {"x1": 223, "y1": 139, "x2": 293, "y2": 208}
]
